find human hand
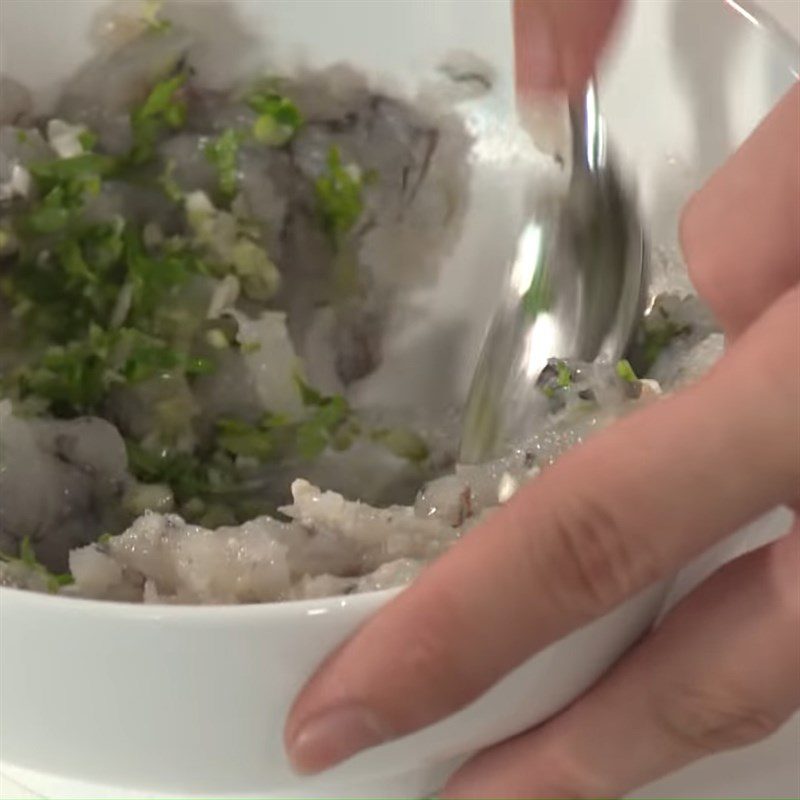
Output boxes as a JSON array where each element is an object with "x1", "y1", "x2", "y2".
[{"x1": 284, "y1": 2, "x2": 800, "y2": 796}]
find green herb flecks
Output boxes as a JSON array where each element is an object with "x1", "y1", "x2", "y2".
[
  {"x1": 2, "y1": 65, "x2": 434, "y2": 540},
  {"x1": 615, "y1": 359, "x2": 637, "y2": 383},
  {"x1": 22, "y1": 154, "x2": 115, "y2": 234},
  {"x1": 213, "y1": 381, "x2": 354, "y2": 465},
  {"x1": 29, "y1": 153, "x2": 116, "y2": 187},
  {"x1": 295, "y1": 376, "x2": 429, "y2": 463},
  {"x1": 537, "y1": 358, "x2": 573, "y2": 399},
  {"x1": 3, "y1": 224, "x2": 124, "y2": 345},
  {"x1": 295, "y1": 394, "x2": 351, "y2": 460},
  {"x1": 204, "y1": 129, "x2": 242, "y2": 199},
  {"x1": 216, "y1": 417, "x2": 278, "y2": 461},
  {"x1": 212, "y1": 378, "x2": 384, "y2": 467},
  {"x1": 78, "y1": 129, "x2": 99, "y2": 152},
  {"x1": 640, "y1": 321, "x2": 692, "y2": 373},
  {"x1": 126, "y1": 441, "x2": 222, "y2": 507},
  {"x1": 124, "y1": 226, "x2": 197, "y2": 323},
  {"x1": 0, "y1": 228, "x2": 12, "y2": 251},
  {"x1": 556, "y1": 361, "x2": 572, "y2": 388},
  {"x1": 142, "y1": 0, "x2": 172, "y2": 32},
  {"x1": 126, "y1": 435, "x2": 258, "y2": 526},
  {"x1": 10, "y1": 324, "x2": 200, "y2": 417},
  {"x1": 23, "y1": 196, "x2": 74, "y2": 235},
  {"x1": 184, "y1": 191, "x2": 280, "y2": 301},
  {"x1": 369, "y1": 427, "x2": 430, "y2": 464},
  {"x1": 128, "y1": 72, "x2": 188, "y2": 165},
  {"x1": 4, "y1": 213, "x2": 212, "y2": 417},
  {"x1": 247, "y1": 87, "x2": 302, "y2": 146},
  {"x1": 315, "y1": 145, "x2": 364, "y2": 247},
  {"x1": 4, "y1": 208, "x2": 204, "y2": 354},
  {"x1": 158, "y1": 159, "x2": 184, "y2": 203},
  {"x1": 0, "y1": 536, "x2": 74, "y2": 593},
  {"x1": 629, "y1": 300, "x2": 696, "y2": 376}
]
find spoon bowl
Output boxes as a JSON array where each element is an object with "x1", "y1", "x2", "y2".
[{"x1": 460, "y1": 83, "x2": 647, "y2": 463}]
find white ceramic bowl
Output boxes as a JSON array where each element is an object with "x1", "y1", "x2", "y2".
[
  {"x1": 0, "y1": 1, "x2": 797, "y2": 798},
  {"x1": 2, "y1": 578, "x2": 669, "y2": 799}
]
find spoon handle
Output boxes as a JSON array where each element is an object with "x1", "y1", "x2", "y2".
[
  {"x1": 459, "y1": 81, "x2": 647, "y2": 465},
  {"x1": 569, "y1": 80, "x2": 602, "y2": 175}
]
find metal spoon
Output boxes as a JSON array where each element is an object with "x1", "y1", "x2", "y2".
[{"x1": 459, "y1": 83, "x2": 647, "y2": 463}]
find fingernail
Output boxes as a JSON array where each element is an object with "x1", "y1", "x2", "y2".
[
  {"x1": 287, "y1": 705, "x2": 392, "y2": 775},
  {"x1": 514, "y1": 1, "x2": 562, "y2": 96}
]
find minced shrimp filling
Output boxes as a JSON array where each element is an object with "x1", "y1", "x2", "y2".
[{"x1": 0, "y1": 4, "x2": 723, "y2": 604}]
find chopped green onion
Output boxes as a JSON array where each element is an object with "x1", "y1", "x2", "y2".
[
  {"x1": 19, "y1": 536, "x2": 37, "y2": 568},
  {"x1": 315, "y1": 145, "x2": 364, "y2": 246},
  {"x1": 124, "y1": 226, "x2": 196, "y2": 320},
  {"x1": 615, "y1": 359, "x2": 637, "y2": 382},
  {"x1": 158, "y1": 159, "x2": 184, "y2": 203},
  {"x1": 295, "y1": 375, "x2": 324, "y2": 406},
  {"x1": 216, "y1": 418, "x2": 276, "y2": 460},
  {"x1": 231, "y1": 238, "x2": 280, "y2": 300},
  {"x1": 16, "y1": 331, "x2": 118, "y2": 416},
  {"x1": 294, "y1": 421, "x2": 329, "y2": 460},
  {"x1": 0, "y1": 536, "x2": 74, "y2": 593},
  {"x1": 142, "y1": 0, "x2": 171, "y2": 31},
  {"x1": 204, "y1": 129, "x2": 242, "y2": 198},
  {"x1": 205, "y1": 328, "x2": 230, "y2": 349},
  {"x1": 640, "y1": 321, "x2": 692, "y2": 372},
  {"x1": 24, "y1": 203, "x2": 72, "y2": 235},
  {"x1": 185, "y1": 356, "x2": 215, "y2": 375},
  {"x1": 29, "y1": 153, "x2": 117, "y2": 185},
  {"x1": 128, "y1": 72, "x2": 188, "y2": 164},
  {"x1": 247, "y1": 87, "x2": 302, "y2": 145},
  {"x1": 123, "y1": 482, "x2": 174, "y2": 515},
  {"x1": 536, "y1": 358, "x2": 571, "y2": 399},
  {"x1": 78, "y1": 129, "x2": 98, "y2": 152},
  {"x1": 139, "y1": 72, "x2": 186, "y2": 119},
  {"x1": 370, "y1": 427, "x2": 430, "y2": 464},
  {"x1": 240, "y1": 340, "x2": 261, "y2": 354},
  {"x1": 556, "y1": 361, "x2": 572, "y2": 388}
]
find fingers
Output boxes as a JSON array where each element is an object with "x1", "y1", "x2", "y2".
[
  {"x1": 442, "y1": 523, "x2": 800, "y2": 799},
  {"x1": 514, "y1": 0, "x2": 623, "y2": 99},
  {"x1": 285, "y1": 286, "x2": 800, "y2": 773},
  {"x1": 681, "y1": 82, "x2": 800, "y2": 337}
]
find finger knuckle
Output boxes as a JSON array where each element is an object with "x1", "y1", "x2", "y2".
[
  {"x1": 537, "y1": 491, "x2": 663, "y2": 619},
  {"x1": 656, "y1": 680, "x2": 784, "y2": 755},
  {"x1": 535, "y1": 749, "x2": 613, "y2": 799},
  {"x1": 767, "y1": 530, "x2": 800, "y2": 621},
  {"x1": 397, "y1": 592, "x2": 482, "y2": 709}
]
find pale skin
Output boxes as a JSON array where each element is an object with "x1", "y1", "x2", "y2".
[{"x1": 284, "y1": 1, "x2": 800, "y2": 796}]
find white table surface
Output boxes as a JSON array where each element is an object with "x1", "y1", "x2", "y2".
[{"x1": 2, "y1": 1, "x2": 798, "y2": 798}]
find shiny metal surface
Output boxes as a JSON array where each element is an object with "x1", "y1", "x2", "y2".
[{"x1": 459, "y1": 83, "x2": 647, "y2": 463}]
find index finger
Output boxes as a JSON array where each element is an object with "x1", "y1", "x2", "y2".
[
  {"x1": 514, "y1": 0, "x2": 623, "y2": 99},
  {"x1": 285, "y1": 287, "x2": 800, "y2": 775}
]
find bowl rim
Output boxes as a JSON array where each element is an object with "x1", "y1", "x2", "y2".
[
  {"x1": 734, "y1": 0, "x2": 800, "y2": 74},
  {"x1": 0, "y1": 582, "x2": 403, "y2": 620}
]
